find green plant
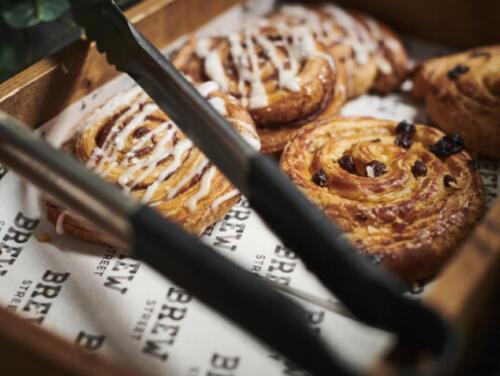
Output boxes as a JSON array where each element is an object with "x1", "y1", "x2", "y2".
[
  {"x1": 0, "y1": 0, "x2": 136, "y2": 82},
  {"x1": 1, "y1": 0, "x2": 70, "y2": 29}
]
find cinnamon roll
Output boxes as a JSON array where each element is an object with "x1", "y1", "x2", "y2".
[
  {"x1": 172, "y1": 23, "x2": 346, "y2": 154},
  {"x1": 351, "y1": 10, "x2": 411, "y2": 95},
  {"x1": 414, "y1": 45, "x2": 500, "y2": 159},
  {"x1": 280, "y1": 116, "x2": 485, "y2": 282},
  {"x1": 46, "y1": 82, "x2": 260, "y2": 246},
  {"x1": 268, "y1": 4, "x2": 411, "y2": 98}
]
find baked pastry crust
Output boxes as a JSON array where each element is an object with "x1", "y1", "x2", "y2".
[
  {"x1": 268, "y1": 4, "x2": 411, "y2": 98},
  {"x1": 46, "y1": 83, "x2": 260, "y2": 246},
  {"x1": 172, "y1": 23, "x2": 346, "y2": 154},
  {"x1": 280, "y1": 116, "x2": 485, "y2": 282},
  {"x1": 352, "y1": 11, "x2": 411, "y2": 95},
  {"x1": 414, "y1": 45, "x2": 500, "y2": 159}
]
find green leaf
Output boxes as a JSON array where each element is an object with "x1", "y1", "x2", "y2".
[
  {"x1": 38, "y1": 0, "x2": 70, "y2": 22},
  {"x1": 1, "y1": 0, "x2": 70, "y2": 29}
]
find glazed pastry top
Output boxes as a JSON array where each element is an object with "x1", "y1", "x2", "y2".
[
  {"x1": 173, "y1": 22, "x2": 343, "y2": 127},
  {"x1": 280, "y1": 116, "x2": 485, "y2": 282},
  {"x1": 45, "y1": 82, "x2": 259, "y2": 239}
]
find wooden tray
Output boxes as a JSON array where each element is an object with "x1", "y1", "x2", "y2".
[{"x1": 0, "y1": 1, "x2": 499, "y2": 375}]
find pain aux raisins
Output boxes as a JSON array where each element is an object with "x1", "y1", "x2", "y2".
[
  {"x1": 429, "y1": 134, "x2": 464, "y2": 157},
  {"x1": 365, "y1": 160, "x2": 387, "y2": 177},
  {"x1": 411, "y1": 160, "x2": 427, "y2": 177},
  {"x1": 338, "y1": 154, "x2": 357, "y2": 174},
  {"x1": 447, "y1": 64, "x2": 470, "y2": 80},
  {"x1": 312, "y1": 169, "x2": 327, "y2": 187}
]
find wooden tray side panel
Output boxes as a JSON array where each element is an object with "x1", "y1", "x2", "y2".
[
  {"x1": 330, "y1": 0, "x2": 500, "y2": 49},
  {"x1": 0, "y1": 308, "x2": 141, "y2": 376},
  {"x1": 0, "y1": 0, "x2": 238, "y2": 128}
]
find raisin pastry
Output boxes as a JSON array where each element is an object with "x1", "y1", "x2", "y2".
[
  {"x1": 280, "y1": 116, "x2": 485, "y2": 282},
  {"x1": 172, "y1": 23, "x2": 346, "y2": 154},
  {"x1": 46, "y1": 82, "x2": 260, "y2": 246},
  {"x1": 414, "y1": 45, "x2": 500, "y2": 159},
  {"x1": 267, "y1": 4, "x2": 411, "y2": 98}
]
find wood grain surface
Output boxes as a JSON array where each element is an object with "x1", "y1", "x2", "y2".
[
  {"x1": 322, "y1": 0, "x2": 500, "y2": 49},
  {"x1": 0, "y1": 307, "x2": 141, "y2": 376},
  {"x1": 374, "y1": 198, "x2": 500, "y2": 375}
]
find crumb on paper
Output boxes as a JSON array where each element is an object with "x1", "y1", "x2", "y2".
[{"x1": 36, "y1": 233, "x2": 52, "y2": 243}]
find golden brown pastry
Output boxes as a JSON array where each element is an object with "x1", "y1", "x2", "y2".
[
  {"x1": 351, "y1": 10, "x2": 411, "y2": 95},
  {"x1": 414, "y1": 45, "x2": 500, "y2": 159},
  {"x1": 280, "y1": 116, "x2": 484, "y2": 282},
  {"x1": 172, "y1": 23, "x2": 346, "y2": 154},
  {"x1": 46, "y1": 82, "x2": 260, "y2": 246},
  {"x1": 267, "y1": 4, "x2": 411, "y2": 98}
]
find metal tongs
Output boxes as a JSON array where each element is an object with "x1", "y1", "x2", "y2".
[{"x1": 0, "y1": 0, "x2": 460, "y2": 374}]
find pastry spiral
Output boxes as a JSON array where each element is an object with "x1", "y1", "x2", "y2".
[
  {"x1": 172, "y1": 22, "x2": 346, "y2": 154},
  {"x1": 414, "y1": 45, "x2": 500, "y2": 159},
  {"x1": 46, "y1": 82, "x2": 260, "y2": 246},
  {"x1": 280, "y1": 116, "x2": 485, "y2": 282},
  {"x1": 268, "y1": 4, "x2": 411, "y2": 98}
]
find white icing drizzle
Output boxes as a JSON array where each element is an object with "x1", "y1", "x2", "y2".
[
  {"x1": 244, "y1": 31, "x2": 269, "y2": 108},
  {"x1": 204, "y1": 51, "x2": 230, "y2": 91},
  {"x1": 195, "y1": 39, "x2": 213, "y2": 57},
  {"x1": 279, "y1": 4, "x2": 380, "y2": 69},
  {"x1": 114, "y1": 103, "x2": 157, "y2": 150},
  {"x1": 197, "y1": 81, "x2": 220, "y2": 97},
  {"x1": 241, "y1": 132, "x2": 261, "y2": 151},
  {"x1": 126, "y1": 121, "x2": 170, "y2": 158},
  {"x1": 86, "y1": 87, "x2": 144, "y2": 128},
  {"x1": 195, "y1": 17, "x2": 338, "y2": 110},
  {"x1": 185, "y1": 166, "x2": 217, "y2": 211},
  {"x1": 86, "y1": 147, "x2": 104, "y2": 170},
  {"x1": 70, "y1": 79, "x2": 260, "y2": 214},
  {"x1": 210, "y1": 189, "x2": 240, "y2": 211},
  {"x1": 140, "y1": 139, "x2": 193, "y2": 202},
  {"x1": 120, "y1": 127, "x2": 181, "y2": 190},
  {"x1": 323, "y1": 5, "x2": 376, "y2": 65},
  {"x1": 78, "y1": 83, "x2": 258, "y2": 213},
  {"x1": 228, "y1": 33, "x2": 251, "y2": 107},
  {"x1": 229, "y1": 118, "x2": 261, "y2": 151},
  {"x1": 208, "y1": 97, "x2": 228, "y2": 115},
  {"x1": 364, "y1": 17, "x2": 394, "y2": 75},
  {"x1": 167, "y1": 159, "x2": 210, "y2": 200},
  {"x1": 280, "y1": 5, "x2": 320, "y2": 26},
  {"x1": 254, "y1": 34, "x2": 300, "y2": 92},
  {"x1": 377, "y1": 58, "x2": 392, "y2": 74},
  {"x1": 55, "y1": 210, "x2": 68, "y2": 235},
  {"x1": 289, "y1": 25, "x2": 335, "y2": 70}
]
